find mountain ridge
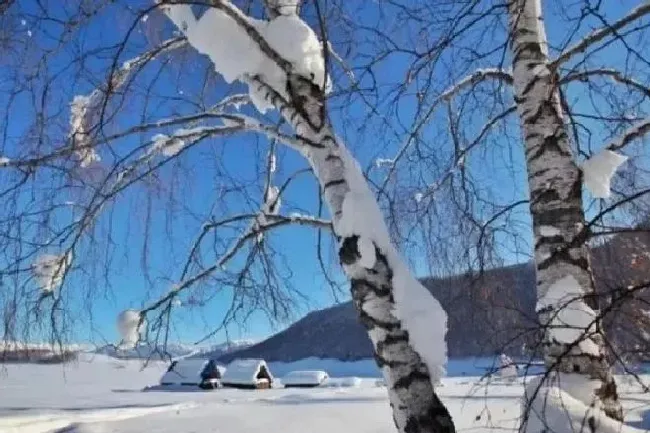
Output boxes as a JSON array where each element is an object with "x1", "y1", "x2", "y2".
[{"x1": 218, "y1": 230, "x2": 650, "y2": 363}]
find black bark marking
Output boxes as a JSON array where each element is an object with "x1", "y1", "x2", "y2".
[
  {"x1": 530, "y1": 188, "x2": 561, "y2": 206},
  {"x1": 528, "y1": 132, "x2": 568, "y2": 163},
  {"x1": 521, "y1": 75, "x2": 539, "y2": 98},
  {"x1": 393, "y1": 370, "x2": 430, "y2": 389},
  {"x1": 537, "y1": 248, "x2": 589, "y2": 272},
  {"x1": 403, "y1": 403, "x2": 456, "y2": 433},
  {"x1": 324, "y1": 178, "x2": 346, "y2": 191},
  {"x1": 352, "y1": 278, "x2": 390, "y2": 296},
  {"x1": 531, "y1": 206, "x2": 583, "y2": 227},
  {"x1": 587, "y1": 416, "x2": 596, "y2": 433},
  {"x1": 339, "y1": 235, "x2": 359, "y2": 265},
  {"x1": 286, "y1": 74, "x2": 326, "y2": 132},
  {"x1": 381, "y1": 332, "x2": 410, "y2": 345}
]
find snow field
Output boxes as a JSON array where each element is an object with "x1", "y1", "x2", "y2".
[{"x1": 0, "y1": 355, "x2": 648, "y2": 433}]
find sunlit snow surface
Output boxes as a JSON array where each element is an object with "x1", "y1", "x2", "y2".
[{"x1": 0, "y1": 354, "x2": 648, "y2": 433}]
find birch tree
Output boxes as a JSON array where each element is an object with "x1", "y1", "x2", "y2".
[
  {"x1": 2, "y1": 1, "x2": 650, "y2": 432},
  {"x1": 155, "y1": 3, "x2": 455, "y2": 431},
  {"x1": 334, "y1": 0, "x2": 650, "y2": 431},
  {"x1": 0, "y1": 1, "x2": 455, "y2": 432},
  {"x1": 507, "y1": 0, "x2": 625, "y2": 427}
]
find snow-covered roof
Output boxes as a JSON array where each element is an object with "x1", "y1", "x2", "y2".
[
  {"x1": 282, "y1": 370, "x2": 328, "y2": 386},
  {"x1": 221, "y1": 359, "x2": 273, "y2": 385},
  {"x1": 160, "y1": 359, "x2": 224, "y2": 385}
]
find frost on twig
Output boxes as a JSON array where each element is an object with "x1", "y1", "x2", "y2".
[
  {"x1": 148, "y1": 126, "x2": 231, "y2": 158},
  {"x1": 32, "y1": 252, "x2": 72, "y2": 295},
  {"x1": 269, "y1": 152, "x2": 277, "y2": 174},
  {"x1": 69, "y1": 96, "x2": 102, "y2": 167},
  {"x1": 150, "y1": 133, "x2": 188, "y2": 157},
  {"x1": 553, "y1": 2, "x2": 650, "y2": 67},
  {"x1": 255, "y1": 183, "x2": 281, "y2": 243},
  {"x1": 440, "y1": 68, "x2": 513, "y2": 101},
  {"x1": 606, "y1": 118, "x2": 650, "y2": 152},
  {"x1": 264, "y1": 185, "x2": 281, "y2": 215},
  {"x1": 69, "y1": 37, "x2": 186, "y2": 168},
  {"x1": 375, "y1": 158, "x2": 394, "y2": 168}
]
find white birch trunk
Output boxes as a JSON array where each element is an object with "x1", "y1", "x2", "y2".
[
  {"x1": 248, "y1": 74, "x2": 455, "y2": 433},
  {"x1": 507, "y1": 0, "x2": 622, "y2": 426}
]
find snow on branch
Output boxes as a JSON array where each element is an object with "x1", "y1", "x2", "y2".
[
  {"x1": 117, "y1": 309, "x2": 146, "y2": 349},
  {"x1": 335, "y1": 145, "x2": 448, "y2": 384},
  {"x1": 32, "y1": 251, "x2": 72, "y2": 295},
  {"x1": 375, "y1": 158, "x2": 394, "y2": 168},
  {"x1": 264, "y1": 0, "x2": 301, "y2": 18},
  {"x1": 215, "y1": 113, "x2": 311, "y2": 150},
  {"x1": 553, "y1": 2, "x2": 650, "y2": 67},
  {"x1": 581, "y1": 118, "x2": 650, "y2": 199},
  {"x1": 142, "y1": 113, "x2": 311, "y2": 161},
  {"x1": 440, "y1": 68, "x2": 513, "y2": 101},
  {"x1": 113, "y1": 125, "x2": 232, "y2": 188},
  {"x1": 148, "y1": 126, "x2": 221, "y2": 157},
  {"x1": 606, "y1": 118, "x2": 650, "y2": 152},
  {"x1": 69, "y1": 37, "x2": 186, "y2": 168},
  {"x1": 159, "y1": 0, "x2": 329, "y2": 113},
  {"x1": 582, "y1": 150, "x2": 627, "y2": 199}
]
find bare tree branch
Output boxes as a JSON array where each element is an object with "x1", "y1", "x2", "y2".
[{"x1": 553, "y1": 2, "x2": 650, "y2": 67}]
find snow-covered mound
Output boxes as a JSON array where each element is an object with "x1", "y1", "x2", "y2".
[
  {"x1": 282, "y1": 370, "x2": 329, "y2": 387},
  {"x1": 522, "y1": 375, "x2": 646, "y2": 433}
]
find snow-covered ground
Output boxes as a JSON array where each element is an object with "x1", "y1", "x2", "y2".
[{"x1": 0, "y1": 354, "x2": 648, "y2": 433}]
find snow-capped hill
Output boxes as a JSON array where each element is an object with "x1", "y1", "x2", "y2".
[
  {"x1": 93, "y1": 339, "x2": 255, "y2": 361},
  {"x1": 189, "y1": 340, "x2": 256, "y2": 359},
  {"x1": 93, "y1": 338, "x2": 256, "y2": 361},
  {"x1": 94, "y1": 343, "x2": 197, "y2": 360}
]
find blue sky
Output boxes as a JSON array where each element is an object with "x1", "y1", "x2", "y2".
[{"x1": 1, "y1": 0, "x2": 645, "y2": 348}]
